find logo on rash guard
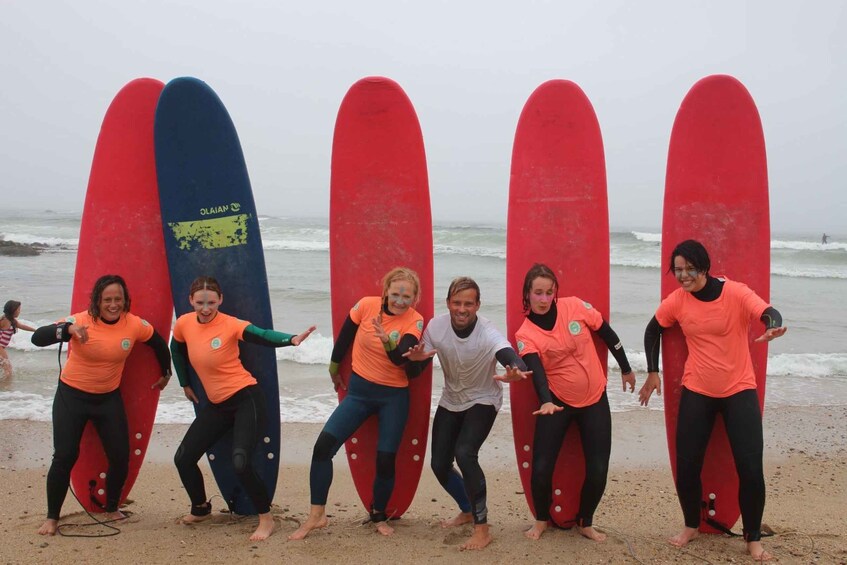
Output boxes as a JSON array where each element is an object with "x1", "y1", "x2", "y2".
[
  {"x1": 568, "y1": 321, "x2": 581, "y2": 335},
  {"x1": 211, "y1": 337, "x2": 222, "y2": 349},
  {"x1": 416, "y1": 320, "x2": 423, "y2": 331},
  {"x1": 517, "y1": 341, "x2": 525, "y2": 352},
  {"x1": 141, "y1": 319, "x2": 150, "y2": 326},
  {"x1": 66, "y1": 316, "x2": 76, "y2": 324},
  {"x1": 582, "y1": 301, "x2": 592, "y2": 309},
  {"x1": 353, "y1": 302, "x2": 360, "y2": 311},
  {"x1": 121, "y1": 339, "x2": 131, "y2": 350},
  {"x1": 389, "y1": 330, "x2": 400, "y2": 342}
]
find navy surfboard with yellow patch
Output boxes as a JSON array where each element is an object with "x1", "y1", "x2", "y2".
[{"x1": 154, "y1": 77, "x2": 279, "y2": 515}]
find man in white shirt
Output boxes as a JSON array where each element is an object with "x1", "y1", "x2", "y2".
[{"x1": 405, "y1": 277, "x2": 529, "y2": 550}]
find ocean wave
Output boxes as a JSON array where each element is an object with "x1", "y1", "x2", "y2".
[
  {"x1": 262, "y1": 239, "x2": 329, "y2": 252},
  {"x1": 433, "y1": 244, "x2": 505, "y2": 259},
  {"x1": 772, "y1": 240, "x2": 847, "y2": 251},
  {"x1": 1, "y1": 232, "x2": 78, "y2": 249},
  {"x1": 631, "y1": 231, "x2": 662, "y2": 243}
]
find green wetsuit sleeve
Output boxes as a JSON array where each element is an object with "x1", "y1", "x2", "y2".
[
  {"x1": 170, "y1": 338, "x2": 190, "y2": 387},
  {"x1": 242, "y1": 324, "x2": 296, "y2": 347}
]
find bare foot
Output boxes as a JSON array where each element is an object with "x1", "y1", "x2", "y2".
[
  {"x1": 669, "y1": 526, "x2": 699, "y2": 547},
  {"x1": 576, "y1": 525, "x2": 606, "y2": 541},
  {"x1": 460, "y1": 524, "x2": 492, "y2": 550},
  {"x1": 38, "y1": 519, "x2": 58, "y2": 535},
  {"x1": 524, "y1": 520, "x2": 548, "y2": 540},
  {"x1": 249, "y1": 512, "x2": 275, "y2": 541},
  {"x1": 288, "y1": 505, "x2": 328, "y2": 540},
  {"x1": 102, "y1": 510, "x2": 127, "y2": 522},
  {"x1": 177, "y1": 513, "x2": 211, "y2": 525},
  {"x1": 748, "y1": 541, "x2": 773, "y2": 561},
  {"x1": 441, "y1": 512, "x2": 473, "y2": 528},
  {"x1": 374, "y1": 521, "x2": 394, "y2": 536}
]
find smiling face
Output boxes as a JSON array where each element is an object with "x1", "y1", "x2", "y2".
[
  {"x1": 673, "y1": 255, "x2": 708, "y2": 293},
  {"x1": 528, "y1": 276, "x2": 556, "y2": 315},
  {"x1": 447, "y1": 288, "x2": 480, "y2": 330},
  {"x1": 385, "y1": 279, "x2": 415, "y2": 316},
  {"x1": 99, "y1": 284, "x2": 126, "y2": 322},
  {"x1": 190, "y1": 289, "x2": 222, "y2": 323}
]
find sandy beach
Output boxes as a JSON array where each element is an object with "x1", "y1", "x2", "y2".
[{"x1": 1, "y1": 406, "x2": 845, "y2": 564}]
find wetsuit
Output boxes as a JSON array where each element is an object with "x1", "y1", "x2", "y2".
[
  {"x1": 31, "y1": 312, "x2": 170, "y2": 519},
  {"x1": 516, "y1": 297, "x2": 632, "y2": 527},
  {"x1": 413, "y1": 313, "x2": 525, "y2": 525},
  {"x1": 171, "y1": 312, "x2": 297, "y2": 516},
  {"x1": 310, "y1": 296, "x2": 422, "y2": 522},
  {"x1": 644, "y1": 275, "x2": 782, "y2": 542}
]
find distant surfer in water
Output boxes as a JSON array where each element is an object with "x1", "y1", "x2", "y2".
[
  {"x1": 289, "y1": 267, "x2": 423, "y2": 540},
  {"x1": 403, "y1": 276, "x2": 530, "y2": 550},
  {"x1": 30, "y1": 275, "x2": 172, "y2": 535},
  {"x1": 171, "y1": 276, "x2": 314, "y2": 541},
  {"x1": 0, "y1": 300, "x2": 36, "y2": 379},
  {"x1": 822, "y1": 233, "x2": 829, "y2": 245},
  {"x1": 516, "y1": 264, "x2": 636, "y2": 542},
  {"x1": 640, "y1": 239, "x2": 786, "y2": 561}
]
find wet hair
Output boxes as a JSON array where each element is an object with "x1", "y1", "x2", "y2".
[
  {"x1": 3, "y1": 300, "x2": 22, "y2": 332},
  {"x1": 668, "y1": 240, "x2": 711, "y2": 275},
  {"x1": 89, "y1": 275, "x2": 131, "y2": 320},
  {"x1": 522, "y1": 263, "x2": 558, "y2": 313},
  {"x1": 446, "y1": 276, "x2": 480, "y2": 303},
  {"x1": 381, "y1": 267, "x2": 421, "y2": 305},
  {"x1": 189, "y1": 276, "x2": 223, "y2": 298}
]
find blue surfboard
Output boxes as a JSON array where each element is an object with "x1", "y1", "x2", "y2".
[{"x1": 154, "y1": 77, "x2": 279, "y2": 515}]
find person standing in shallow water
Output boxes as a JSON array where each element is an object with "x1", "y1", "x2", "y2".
[
  {"x1": 639, "y1": 239, "x2": 786, "y2": 562},
  {"x1": 516, "y1": 263, "x2": 636, "y2": 542},
  {"x1": 404, "y1": 276, "x2": 531, "y2": 550},
  {"x1": 289, "y1": 267, "x2": 424, "y2": 540},
  {"x1": 0, "y1": 300, "x2": 36, "y2": 379},
  {"x1": 171, "y1": 276, "x2": 314, "y2": 542},
  {"x1": 30, "y1": 274, "x2": 172, "y2": 535}
]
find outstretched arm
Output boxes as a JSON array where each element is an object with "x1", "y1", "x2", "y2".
[{"x1": 243, "y1": 324, "x2": 316, "y2": 347}]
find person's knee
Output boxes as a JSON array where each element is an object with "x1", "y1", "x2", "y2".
[
  {"x1": 734, "y1": 451, "x2": 764, "y2": 484},
  {"x1": 454, "y1": 444, "x2": 479, "y2": 471},
  {"x1": 430, "y1": 453, "x2": 453, "y2": 483},
  {"x1": 174, "y1": 442, "x2": 191, "y2": 470},
  {"x1": 232, "y1": 448, "x2": 250, "y2": 475},
  {"x1": 376, "y1": 451, "x2": 396, "y2": 479},
  {"x1": 312, "y1": 431, "x2": 340, "y2": 462}
]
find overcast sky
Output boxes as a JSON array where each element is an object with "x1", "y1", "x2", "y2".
[{"x1": 2, "y1": 1, "x2": 844, "y2": 233}]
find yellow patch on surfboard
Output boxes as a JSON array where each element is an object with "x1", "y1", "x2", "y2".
[{"x1": 168, "y1": 214, "x2": 251, "y2": 250}]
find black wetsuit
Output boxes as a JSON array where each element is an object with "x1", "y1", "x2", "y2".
[{"x1": 643, "y1": 275, "x2": 782, "y2": 541}]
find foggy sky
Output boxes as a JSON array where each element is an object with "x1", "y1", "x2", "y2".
[{"x1": 1, "y1": 1, "x2": 844, "y2": 234}]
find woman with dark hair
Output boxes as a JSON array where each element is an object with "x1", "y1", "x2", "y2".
[
  {"x1": 30, "y1": 274, "x2": 172, "y2": 535},
  {"x1": 516, "y1": 263, "x2": 635, "y2": 541},
  {"x1": 0, "y1": 300, "x2": 36, "y2": 378},
  {"x1": 639, "y1": 239, "x2": 786, "y2": 561},
  {"x1": 171, "y1": 276, "x2": 314, "y2": 541}
]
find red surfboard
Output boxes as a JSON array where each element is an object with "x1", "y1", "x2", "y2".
[
  {"x1": 329, "y1": 77, "x2": 434, "y2": 517},
  {"x1": 661, "y1": 74, "x2": 770, "y2": 533},
  {"x1": 69, "y1": 78, "x2": 173, "y2": 512},
  {"x1": 506, "y1": 80, "x2": 610, "y2": 528}
]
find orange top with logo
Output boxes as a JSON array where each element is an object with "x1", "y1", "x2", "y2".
[
  {"x1": 349, "y1": 296, "x2": 423, "y2": 388},
  {"x1": 516, "y1": 296, "x2": 606, "y2": 408},
  {"x1": 173, "y1": 312, "x2": 255, "y2": 403},
  {"x1": 60, "y1": 311, "x2": 154, "y2": 394},
  {"x1": 655, "y1": 278, "x2": 769, "y2": 398}
]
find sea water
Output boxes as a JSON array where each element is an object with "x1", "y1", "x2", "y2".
[{"x1": 2, "y1": 209, "x2": 845, "y2": 423}]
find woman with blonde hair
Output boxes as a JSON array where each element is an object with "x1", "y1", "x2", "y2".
[{"x1": 290, "y1": 267, "x2": 424, "y2": 540}]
